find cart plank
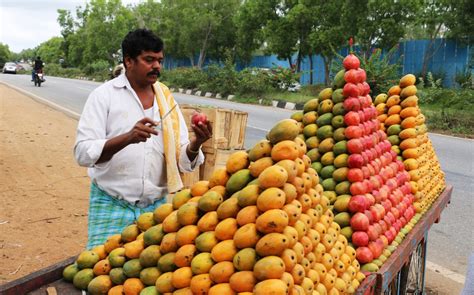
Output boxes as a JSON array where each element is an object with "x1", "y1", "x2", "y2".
[{"x1": 0, "y1": 256, "x2": 79, "y2": 295}]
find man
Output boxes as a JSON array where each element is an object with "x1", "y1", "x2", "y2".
[
  {"x1": 74, "y1": 29, "x2": 212, "y2": 249},
  {"x1": 31, "y1": 56, "x2": 44, "y2": 81}
]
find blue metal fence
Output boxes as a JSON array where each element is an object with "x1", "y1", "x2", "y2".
[{"x1": 164, "y1": 39, "x2": 471, "y2": 88}]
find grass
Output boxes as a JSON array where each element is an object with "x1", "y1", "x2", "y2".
[{"x1": 419, "y1": 104, "x2": 474, "y2": 138}]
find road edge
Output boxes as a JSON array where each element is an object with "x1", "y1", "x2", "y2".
[{"x1": 0, "y1": 81, "x2": 80, "y2": 121}]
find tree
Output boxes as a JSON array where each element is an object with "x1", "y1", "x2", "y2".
[
  {"x1": 36, "y1": 37, "x2": 65, "y2": 64},
  {"x1": 308, "y1": 0, "x2": 347, "y2": 85},
  {"x1": 344, "y1": 0, "x2": 420, "y2": 57},
  {"x1": 131, "y1": 0, "x2": 162, "y2": 33},
  {"x1": 82, "y1": 0, "x2": 134, "y2": 66},
  {"x1": 57, "y1": 0, "x2": 134, "y2": 67},
  {"x1": 160, "y1": 0, "x2": 240, "y2": 68},
  {"x1": 0, "y1": 43, "x2": 12, "y2": 66},
  {"x1": 234, "y1": 0, "x2": 271, "y2": 64},
  {"x1": 446, "y1": 0, "x2": 474, "y2": 42}
]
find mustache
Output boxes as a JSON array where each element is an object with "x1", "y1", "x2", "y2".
[{"x1": 147, "y1": 70, "x2": 161, "y2": 77}]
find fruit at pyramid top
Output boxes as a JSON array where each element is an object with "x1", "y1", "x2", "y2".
[{"x1": 343, "y1": 54, "x2": 360, "y2": 70}]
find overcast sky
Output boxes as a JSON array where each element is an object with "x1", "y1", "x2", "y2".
[{"x1": 0, "y1": 0, "x2": 140, "y2": 53}]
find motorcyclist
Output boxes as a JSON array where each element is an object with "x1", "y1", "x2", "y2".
[{"x1": 31, "y1": 56, "x2": 44, "y2": 81}]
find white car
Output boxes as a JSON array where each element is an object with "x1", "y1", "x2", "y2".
[{"x1": 2, "y1": 62, "x2": 17, "y2": 74}]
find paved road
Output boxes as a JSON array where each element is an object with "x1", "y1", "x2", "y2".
[{"x1": 1, "y1": 73, "x2": 473, "y2": 280}]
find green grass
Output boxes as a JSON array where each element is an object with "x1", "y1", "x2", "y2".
[
  {"x1": 419, "y1": 104, "x2": 474, "y2": 138},
  {"x1": 262, "y1": 91, "x2": 316, "y2": 104}
]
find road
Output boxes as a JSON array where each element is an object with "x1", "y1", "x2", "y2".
[{"x1": 1, "y1": 73, "x2": 473, "y2": 283}]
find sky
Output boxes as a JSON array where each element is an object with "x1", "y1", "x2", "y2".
[{"x1": 0, "y1": 0, "x2": 140, "y2": 53}]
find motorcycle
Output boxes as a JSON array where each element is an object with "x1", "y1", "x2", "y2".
[{"x1": 33, "y1": 69, "x2": 45, "y2": 87}]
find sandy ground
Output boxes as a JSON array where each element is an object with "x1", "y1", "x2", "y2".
[
  {"x1": 0, "y1": 84, "x2": 90, "y2": 284},
  {"x1": 0, "y1": 84, "x2": 465, "y2": 294}
]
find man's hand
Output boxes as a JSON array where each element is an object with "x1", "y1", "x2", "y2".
[
  {"x1": 127, "y1": 117, "x2": 159, "y2": 144},
  {"x1": 97, "y1": 117, "x2": 158, "y2": 164},
  {"x1": 190, "y1": 120, "x2": 212, "y2": 150}
]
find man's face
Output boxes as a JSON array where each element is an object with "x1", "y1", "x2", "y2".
[{"x1": 125, "y1": 50, "x2": 163, "y2": 85}]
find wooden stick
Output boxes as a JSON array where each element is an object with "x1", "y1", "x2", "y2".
[{"x1": 9, "y1": 264, "x2": 22, "y2": 275}]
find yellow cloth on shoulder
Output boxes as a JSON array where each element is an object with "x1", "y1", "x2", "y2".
[{"x1": 153, "y1": 81, "x2": 183, "y2": 193}]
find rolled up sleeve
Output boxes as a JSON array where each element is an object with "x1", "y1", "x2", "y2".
[{"x1": 178, "y1": 144, "x2": 204, "y2": 172}]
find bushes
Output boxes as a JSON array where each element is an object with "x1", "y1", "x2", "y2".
[
  {"x1": 418, "y1": 87, "x2": 474, "y2": 136},
  {"x1": 163, "y1": 64, "x2": 275, "y2": 98},
  {"x1": 161, "y1": 67, "x2": 206, "y2": 89},
  {"x1": 45, "y1": 63, "x2": 84, "y2": 79},
  {"x1": 235, "y1": 68, "x2": 272, "y2": 98}
]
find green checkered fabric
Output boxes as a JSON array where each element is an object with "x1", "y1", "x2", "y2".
[{"x1": 86, "y1": 183, "x2": 166, "y2": 249}]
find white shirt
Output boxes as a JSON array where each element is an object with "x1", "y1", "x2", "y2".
[{"x1": 74, "y1": 74, "x2": 204, "y2": 207}]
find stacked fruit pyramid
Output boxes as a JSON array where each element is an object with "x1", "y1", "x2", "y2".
[
  {"x1": 290, "y1": 54, "x2": 419, "y2": 271},
  {"x1": 373, "y1": 75, "x2": 446, "y2": 214},
  {"x1": 63, "y1": 119, "x2": 367, "y2": 294}
]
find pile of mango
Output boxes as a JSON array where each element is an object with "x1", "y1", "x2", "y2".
[
  {"x1": 374, "y1": 75, "x2": 446, "y2": 213},
  {"x1": 62, "y1": 53, "x2": 448, "y2": 294},
  {"x1": 63, "y1": 119, "x2": 366, "y2": 294},
  {"x1": 290, "y1": 54, "x2": 418, "y2": 271}
]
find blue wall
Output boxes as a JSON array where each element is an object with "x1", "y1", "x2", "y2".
[{"x1": 165, "y1": 38, "x2": 472, "y2": 88}]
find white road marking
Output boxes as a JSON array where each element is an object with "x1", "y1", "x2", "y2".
[
  {"x1": 429, "y1": 132, "x2": 474, "y2": 141},
  {"x1": 426, "y1": 260, "x2": 466, "y2": 284},
  {"x1": 247, "y1": 124, "x2": 269, "y2": 132}
]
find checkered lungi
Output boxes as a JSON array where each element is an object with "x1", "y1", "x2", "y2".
[{"x1": 86, "y1": 183, "x2": 167, "y2": 249}]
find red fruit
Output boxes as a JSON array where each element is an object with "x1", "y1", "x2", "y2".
[
  {"x1": 365, "y1": 193, "x2": 375, "y2": 206},
  {"x1": 347, "y1": 139, "x2": 364, "y2": 154},
  {"x1": 382, "y1": 199, "x2": 392, "y2": 213},
  {"x1": 367, "y1": 225, "x2": 379, "y2": 241},
  {"x1": 386, "y1": 178, "x2": 398, "y2": 191},
  {"x1": 192, "y1": 112, "x2": 208, "y2": 125},
  {"x1": 347, "y1": 168, "x2": 364, "y2": 182},
  {"x1": 344, "y1": 111, "x2": 361, "y2": 126},
  {"x1": 348, "y1": 154, "x2": 364, "y2": 168},
  {"x1": 361, "y1": 82, "x2": 371, "y2": 96},
  {"x1": 371, "y1": 205, "x2": 385, "y2": 222},
  {"x1": 361, "y1": 166, "x2": 371, "y2": 179},
  {"x1": 357, "y1": 68, "x2": 367, "y2": 82},
  {"x1": 370, "y1": 176, "x2": 381, "y2": 191},
  {"x1": 356, "y1": 247, "x2": 374, "y2": 264},
  {"x1": 343, "y1": 96, "x2": 361, "y2": 111},
  {"x1": 348, "y1": 195, "x2": 368, "y2": 213},
  {"x1": 345, "y1": 125, "x2": 363, "y2": 139},
  {"x1": 379, "y1": 220, "x2": 388, "y2": 233},
  {"x1": 384, "y1": 230, "x2": 395, "y2": 244},
  {"x1": 366, "y1": 163, "x2": 376, "y2": 176},
  {"x1": 368, "y1": 241, "x2": 383, "y2": 259},
  {"x1": 343, "y1": 54, "x2": 361, "y2": 70},
  {"x1": 351, "y1": 212, "x2": 370, "y2": 231},
  {"x1": 343, "y1": 83, "x2": 360, "y2": 98},
  {"x1": 363, "y1": 179, "x2": 373, "y2": 192},
  {"x1": 352, "y1": 231, "x2": 369, "y2": 247},
  {"x1": 344, "y1": 69, "x2": 359, "y2": 84},
  {"x1": 350, "y1": 181, "x2": 367, "y2": 195},
  {"x1": 390, "y1": 207, "x2": 400, "y2": 219},
  {"x1": 400, "y1": 216, "x2": 408, "y2": 227}
]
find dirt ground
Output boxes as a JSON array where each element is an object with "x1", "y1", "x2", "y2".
[{"x1": 0, "y1": 84, "x2": 90, "y2": 284}]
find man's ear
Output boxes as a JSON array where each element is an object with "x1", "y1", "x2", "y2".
[{"x1": 123, "y1": 56, "x2": 132, "y2": 69}]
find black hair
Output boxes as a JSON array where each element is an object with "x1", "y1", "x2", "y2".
[
  {"x1": 37, "y1": 56, "x2": 41, "y2": 60},
  {"x1": 121, "y1": 29, "x2": 163, "y2": 63}
]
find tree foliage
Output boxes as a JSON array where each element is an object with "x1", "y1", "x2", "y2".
[
  {"x1": 160, "y1": 0, "x2": 240, "y2": 68},
  {"x1": 0, "y1": 43, "x2": 12, "y2": 66},
  {"x1": 0, "y1": 0, "x2": 470, "y2": 81}
]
